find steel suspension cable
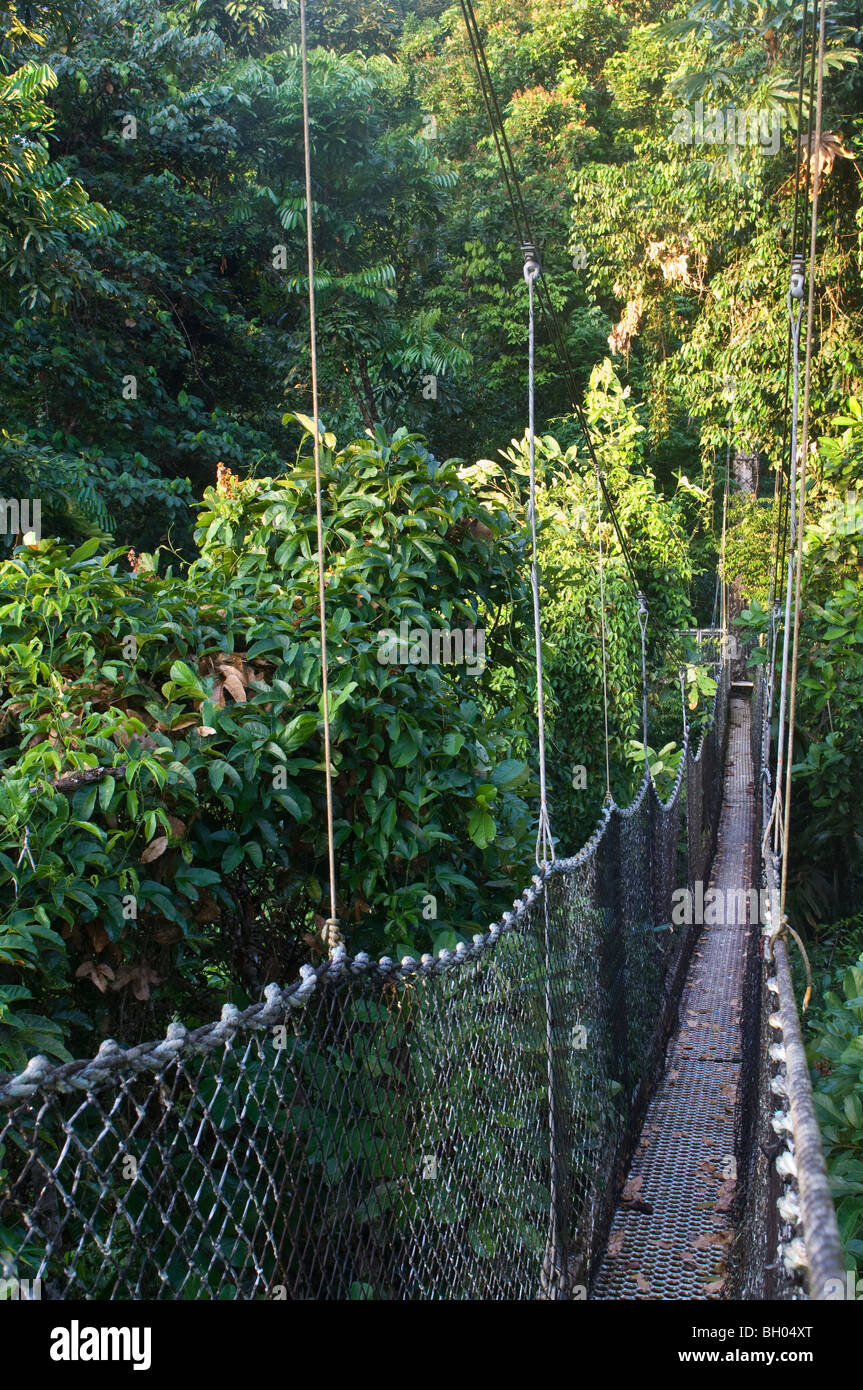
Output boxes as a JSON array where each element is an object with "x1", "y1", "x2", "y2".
[
  {"x1": 780, "y1": 0, "x2": 828, "y2": 918},
  {"x1": 637, "y1": 594, "x2": 650, "y2": 778},
  {"x1": 766, "y1": 0, "x2": 817, "y2": 857},
  {"x1": 299, "y1": 0, "x2": 340, "y2": 951},
  {"x1": 457, "y1": 0, "x2": 641, "y2": 597},
  {"x1": 772, "y1": 267, "x2": 804, "y2": 857},
  {"x1": 596, "y1": 471, "x2": 612, "y2": 801},
  {"x1": 776, "y1": 0, "x2": 821, "y2": 596},
  {"x1": 524, "y1": 251, "x2": 554, "y2": 865}
]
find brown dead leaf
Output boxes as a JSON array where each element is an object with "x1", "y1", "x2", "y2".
[
  {"x1": 168, "y1": 817, "x2": 187, "y2": 840},
  {"x1": 796, "y1": 130, "x2": 855, "y2": 185},
  {"x1": 195, "y1": 893, "x2": 221, "y2": 923},
  {"x1": 607, "y1": 1231, "x2": 626, "y2": 1258},
  {"x1": 634, "y1": 1273, "x2": 651, "y2": 1293},
  {"x1": 141, "y1": 835, "x2": 168, "y2": 863},
  {"x1": 87, "y1": 923, "x2": 110, "y2": 954},
  {"x1": 112, "y1": 965, "x2": 162, "y2": 1001},
  {"x1": 197, "y1": 725, "x2": 217, "y2": 737},
  {"x1": 704, "y1": 1279, "x2": 725, "y2": 1295},
  {"x1": 693, "y1": 1232, "x2": 725, "y2": 1251},
  {"x1": 715, "y1": 1180, "x2": 736, "y2": 1212},
  {"x1": 668, "y1": 1069, "x2": 680, "y2": 1082},
  {"x1": 622, "y1": 1175, "x2": 644, "y2": 1202},
  {"x1": 75, "y1": 960, "x2": 115, "y2": 993},
  {"x1": 220, "y1": 667, "x2": 247, "y2": 703}
]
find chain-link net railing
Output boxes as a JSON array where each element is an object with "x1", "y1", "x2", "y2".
[
  {"x1": 0, "y1": 670, "x2": 729, "y2": 1302},
  {"x1": 738, "y1": 650, "x2": 845, "y2": 1300}
]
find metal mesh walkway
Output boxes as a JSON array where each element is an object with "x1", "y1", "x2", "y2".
[{"x1": 592, "y1": 695, "x2": 755, "y2": 1299}]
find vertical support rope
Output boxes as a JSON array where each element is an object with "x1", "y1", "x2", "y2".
[
  {"x1": 720, "y1": 415, "x2": 730, "y2": 650},
  {"x1": 299, "y1": 0, "x2": 340, "y2": 952},
  {"x1": 596, "y1": 470, "x2": 612, "y2": 802},
  {"x1": 780, "y1": 0, "x2": 827, "y2": 919},
  {"x1": 540, "y1": 889, "x2": 565, "y2": 1299},
  {"x1": 524, "y1": 249, "x2": 554, "y2": 866},
  {"x1": 637, "y1": 593, "x2": 649, "y2": 777},
  {"x1": 773, "y1": 274, "x2": 805, "y2": 855}
]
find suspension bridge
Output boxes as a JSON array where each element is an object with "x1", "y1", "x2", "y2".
[{"x1": 0, "y1": 0, "x2": 847, "y2": 1302}]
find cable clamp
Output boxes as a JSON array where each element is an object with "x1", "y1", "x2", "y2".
[
  {"x1": 521, "y1": 242, "x2": 541, "y2": 283},
  {"x1": 789, "y1": 254, "x2": 805, "y2": 301}
]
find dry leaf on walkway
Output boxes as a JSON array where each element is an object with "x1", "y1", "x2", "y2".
[
  {"x1": 715, "y1": 1180, "x2": 736, "y2": 1212},
  {"x1": 693, "y1": 1231, "x2": 730, "y2": 1251}
]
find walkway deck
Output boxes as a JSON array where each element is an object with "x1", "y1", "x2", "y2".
[{"x1": 593, "y1": 695, "x2": 755, "y2": 1299}]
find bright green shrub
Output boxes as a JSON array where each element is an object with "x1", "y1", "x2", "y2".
[{"x1": 0, "y1": 426, "x2": 537, "y2": 1067}]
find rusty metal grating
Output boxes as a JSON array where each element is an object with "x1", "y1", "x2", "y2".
[{"x1": 592, "y1": 698, "x2": 755, "y2": 1300}]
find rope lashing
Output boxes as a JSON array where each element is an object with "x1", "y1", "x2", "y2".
[
  {"x1": 523, "y1": 244, "x2": 554, "y2": 867},
  {"x1": 766, "y1": 916, "x2": 813, "y2": 1014},
  {"x1": 637, "y1": 592, "x2": 650, "y2": 777},
  {"x1": 596, "y1": 469, "x2": 612, "y2": 802},
  {"x1": 299, "y1": 0, "x2": 340, "y2": 952}
]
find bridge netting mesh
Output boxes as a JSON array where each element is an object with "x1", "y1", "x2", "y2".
[
  {"x1": 0, "y1": 662, "x2": 727, "y2": 1300},
  {"x1": 0, "y1": 653, "x2": 843, "y2": 1301}
]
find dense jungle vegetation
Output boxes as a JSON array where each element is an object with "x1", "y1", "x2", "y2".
[{"x1": 0, "y1": 0, "x2": 862, "y2": 1274}]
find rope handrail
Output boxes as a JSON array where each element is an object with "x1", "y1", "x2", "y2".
[{"x1": 751, "y1": 613, "x2": 845, "y2": 1300}]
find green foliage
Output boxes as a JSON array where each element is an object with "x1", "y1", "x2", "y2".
[
  {"x1": 806, "y1": 941, "x2": 863, "y2": 1276},
  {"x1": 470, "y1": 362, "x2": 695, "y2": 843},
  {"x1": 724, "y1": 495, "x2": 774, "y2": 609},
  {"x1": 0, "y1": 0, "x2": 473, "y2": 549},
  {"x1": 0, "y1": 429, "x2": 540, "y2": 1067},
  {"x1": 780, "y1": 403, "x2": 863, "y2": 923}
]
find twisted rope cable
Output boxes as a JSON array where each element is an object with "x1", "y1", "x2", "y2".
[{"x1": 299, "y1": 0, "x2": 340, "y2": 949}]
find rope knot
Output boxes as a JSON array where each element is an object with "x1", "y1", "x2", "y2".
[{"x1": 323, "y1": 917, "x2": 343, "y2": 954}]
